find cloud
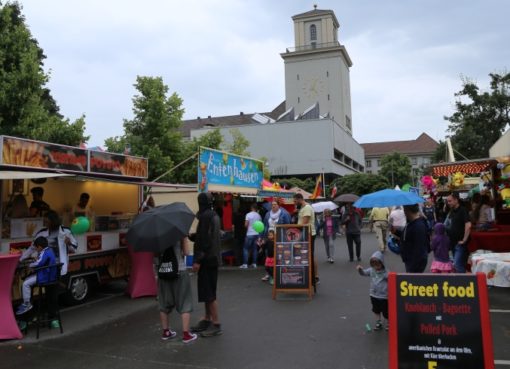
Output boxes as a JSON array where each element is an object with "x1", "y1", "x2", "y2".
[{"x1": 16, "y1": 0, "x2": 510, "y2": 147}]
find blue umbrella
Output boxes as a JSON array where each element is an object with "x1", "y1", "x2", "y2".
[{"x1": 353, "y1": 189, "x2": 424, "y2": 208}]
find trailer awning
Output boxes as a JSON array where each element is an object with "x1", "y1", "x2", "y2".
[
  {"x1": 0, "y1": 170, "x2": 73, "y2": 180},
  {"x1": 430, "y1": 159, "x2": 497, "y2": 177}
]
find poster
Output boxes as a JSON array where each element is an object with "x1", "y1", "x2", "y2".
[
  {"x1": 198, "y1": 147, "x2": 263, "y2": 193},
  {"x1": 388, "y1": 273, "x2": 494, "y2": 369},
  {"x1": 273, "y1": 225, "x2": 312, "y2": 297}
]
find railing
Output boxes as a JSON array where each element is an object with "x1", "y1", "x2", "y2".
[{"x1": 285, "y1": 41, "x2": 341, "y2": 53}]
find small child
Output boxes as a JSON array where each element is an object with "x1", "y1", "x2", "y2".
[
  {"x1": 259, "y1": 230, "x2": 275, "y2": 285},
  {"x1": 356, "y1": 251, "x2": 389, "y2": 331},
  {"x1": 16, "y1": 236, "x2": 57, "y2": 315},
  {"x1": 430, "y1": 223, "x2": 453, "y2": 273}
]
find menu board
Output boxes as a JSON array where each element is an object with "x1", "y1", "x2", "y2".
[
  {"x1": 388, "y1": 273, "x2": 494, "y2": 369},
  {"x1": 272, "y1": 225, "x2": 313, "y2": 300}
]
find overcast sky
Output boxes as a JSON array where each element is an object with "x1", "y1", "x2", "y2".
[{"x1": 17, "y1": 0, "x2": 510, "y2": 147}]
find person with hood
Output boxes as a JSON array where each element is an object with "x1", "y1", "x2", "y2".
[
  {"x1": 189, "y1": 192, "x2": 222, "y2": 337},
  {"x1": 356, "y1": 251, "x2": 389, "y2": 331},
  {"x1": 430, "y1": 223, "x2": 453, "y2": 273}
]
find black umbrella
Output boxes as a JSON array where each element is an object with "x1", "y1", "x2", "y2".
[
  {"x1": 126, "y1": 202, "x2": 195, "y2": 253},
  {"x1": 334, "y1": 193, "x2": 360, "y2": 203}
]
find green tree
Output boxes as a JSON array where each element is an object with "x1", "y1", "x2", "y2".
[
  {"x1": 330, "y1": 173, "x2": 389, "y2": 196},
  {"x1": 379, "y1": 152, "x2": 412, "y2": 187},
  {"x1": 273, "y1": 177, "x2": 317, "y2": 193},
  {"x1": 223, "y1": 128, "x2": 250, "y2": 156},
  {"x1": 178, "y1": 129, "x2": 223, "y2": 184},
  {"x1": 444, "y1": 72, "x2": 510, "y2": 159},
  {"x1": 105, "y1": 76, "x2": 184, "y2": 181},
  {"x1": 0, "y1": 2, "x2": 88, "y2": 145}
]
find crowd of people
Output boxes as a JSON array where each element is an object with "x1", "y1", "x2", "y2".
[{"x1": 15, "y1": 188, "x2": 491, "y2": 343}]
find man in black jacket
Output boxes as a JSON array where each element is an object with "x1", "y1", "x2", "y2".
[
  {"x1": 397, "y1": 204, "x2": 430, "y2": 273},
  {"x1": 189, "y1": 192, "x2": 222, "y2": 337}
]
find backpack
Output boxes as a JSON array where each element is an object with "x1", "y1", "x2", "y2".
[{"x1": 158, "y1": 246, "x2": 179, "y2": 280}]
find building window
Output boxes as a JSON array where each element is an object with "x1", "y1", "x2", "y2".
[
  {"x1": 297, "y1": 74, "x2": 300, "y2": 80},
  {"x1": 423, "y1": 157, "x2": 430, "y2": 165},
  {"x1": 366, "y1": 170, "x2": 372, "y2": 174},
  {"x1": 326, "y1": 71, "x2": 329, "y2": 77},
  {"x1": 366, "y1": 160, "x2": 372, "y2": 168},
  {"x1": 377, "y1": 160, "x2": 382, "y2": 166},
  {"x1": 328, "y1": 94, "x2": 330, "y2": 101},
  {"x1": 411, "y1": 157, "x2": 417, "y2": 165},
  {"x1": 346, "y1": 116, "x2": 352, "y2": 130},
  {"x1": 298, "y1": 97, "x2": 300, "y2": 103},
  {"x1": 310, "y1": 24, "x2": 317, "y2": 41}
]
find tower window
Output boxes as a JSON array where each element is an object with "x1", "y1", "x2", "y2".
[
  {"x1": 326, "y1": 71, "x2": 329, "y2": 77},
  {"x1": 297, "y1": 74, "x2": 300, "y2": 80},
  {"x1": 310, "y1": 24, "x2": 317, "y2": 41},
  {"x1": 328, "y1": 94, "x2": 330, "y2": 101},
  {"x1": 298, "y1": 97, "x2": 300, "y2": 103}
]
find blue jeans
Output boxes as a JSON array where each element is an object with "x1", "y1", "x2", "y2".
[
  {"x1": 453, "y1": 243, "x2": 467, "y2": 273},
  {"x1": 243, "y1": 235, "x2": 259, "y2": 265}
]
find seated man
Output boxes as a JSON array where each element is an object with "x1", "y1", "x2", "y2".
[{"x1": 16, "y1": 237, "x2": 57, "y2": 315}]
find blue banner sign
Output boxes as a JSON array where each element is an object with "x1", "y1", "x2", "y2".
[{"x1": 198, "y1": 147, "x2": 263, "y2": 193}]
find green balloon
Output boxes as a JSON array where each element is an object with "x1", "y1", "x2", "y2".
[
  {"x1": 71, "y1": 216, "x2": 90, "y2": 235},
  {"x1": 402, "y1": 183, "x2": 411, "y2": 192},
  {"x1": 253, "y1": 220, "x2": 264, "y2": 234}
]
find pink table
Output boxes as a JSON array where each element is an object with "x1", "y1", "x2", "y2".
[
  {"x1": 0, "y1": 254, "x2": 22, "y2": 340},
  {"x1": 126, "y1": 246, "x2": 157, "y2": 298}
]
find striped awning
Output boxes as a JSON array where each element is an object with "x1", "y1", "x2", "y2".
[{"x1": 431, "y1": 159, "x2": 497, "y2": 177}]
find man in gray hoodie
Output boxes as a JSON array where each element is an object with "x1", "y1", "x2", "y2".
[{"x1": 356, "y1": 251, "x2": 389, "y2": 330}]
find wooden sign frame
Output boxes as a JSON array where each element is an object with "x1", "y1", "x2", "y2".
[{"x1": 272, "y1": 224, "x2": 313, "y2": 300}]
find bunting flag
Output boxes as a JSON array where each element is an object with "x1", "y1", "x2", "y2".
[
  {"x1": 330, "y1": 185, "x2": 337, "y2": 199},
  {"x1": 310, "y1": 174, "x2": 324, "y2": 199}
]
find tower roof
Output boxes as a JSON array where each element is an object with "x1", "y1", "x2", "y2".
[{"x1": 292, "y1": 8, "x2": 339, "y2": 28}]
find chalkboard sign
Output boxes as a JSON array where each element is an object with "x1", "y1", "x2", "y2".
[
  {"x1": 272, "y1": 225, "x2": 313, "y2": 300},
  {"x1": 388, "y1": 273, "x2": 494, "y2": 369}
]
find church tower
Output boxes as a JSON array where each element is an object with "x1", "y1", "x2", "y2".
[{"x1": 281, "y1": 6, "x2": 353, "y2": 134}]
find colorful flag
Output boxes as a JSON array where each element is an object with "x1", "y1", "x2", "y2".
[
  {"x1": 330, "y1": 185, "x2": 337, "y2": 199},
  {"x1": 310, "y1": 174, "x2": 323, "y2": 199}
]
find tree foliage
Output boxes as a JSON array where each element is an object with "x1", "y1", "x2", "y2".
[
  {"x1": 273, "y1": 177, "x2": 317, "y2": 193},
  {"x1": 330, "y1": 173, "x2": 390, "y2": 196},
  {"x1": 105, "y1": 76, "x2": 184, "y2": 182},
  {"x1": 177, "y1": 129, "x2": 223, "y2": 184},
  {"x1": 0, "y1": 2, "x2": 88, "y2": 146},
  {"x1": 444, "y1": 72, "x2": 510, "y2": 159},
  {"x1": 379, "y1": 152, "x2": 412, "y2": 187},
  {"x1": 224, "y1": 128, "x2": 250, "y2": 156}
]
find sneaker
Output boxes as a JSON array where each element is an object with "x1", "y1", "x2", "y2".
[
  {"x1": 200, "y1": 323, "x2": 223, "y2": 337},
  {"x1": 182, "y1": 332, "x2": 198, "y2": 344},
  {"x1": 50, "y1": 320, "x2": 60, "y2": 329},
  {"x1": 357, "y1": 257, "x2": 362, "y2": 262},
  {"x1": 374, "y1": 320, "x2": 383, "y2": 331},
  {"x1": 261, "y1": 274, "x2": 270, "y2": 281},
  {"x1": 315, "y1": 277, "x2": 320, "y2": 285},
  {"x1": 269, "y1": 277, "x2": 274, "y2": 285},
  {"x1": 251, "y1": 263, "x2": 257, "y2": 268},
  {"x1": 190, "y1": 319, "x2": 211, "y2": 333},
  {"x1": 239, "y1": 264, "x2": 248, "y2": 269},
  {"x1": 161, "y1": 329, "x2": 177, "y2": 340},
  {"x1": 15, "y1": 302, "x2": 33, "y2": 315}
]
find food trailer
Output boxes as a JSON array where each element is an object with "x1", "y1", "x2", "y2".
[{"x1": 0, "y1": 135, "x2": 151, "y2": 304}]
